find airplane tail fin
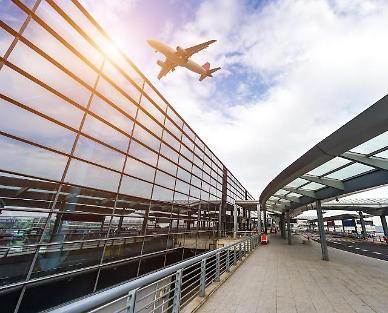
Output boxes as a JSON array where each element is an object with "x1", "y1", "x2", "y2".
[
  {"x1": 202, "y1": 62, "x2": 210, "y2": 71},
  {"x1": 199, "y1": 63, "x2": 221, "y2": 81}
]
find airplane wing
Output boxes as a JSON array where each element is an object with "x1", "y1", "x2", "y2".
[
  {"x1": 157, "y1": 59, "x2": 176, "y2": 79},
  {"x1": 184, "y1": 40, "x2": 217, "y2": 57}
]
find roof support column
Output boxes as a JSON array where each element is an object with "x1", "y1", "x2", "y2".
[
  {"x1": 218, "y1": 203, "x2": 222, "y2": 238},
  {"x1": 359, "y1": 211, "x2": 367, "y2": 239},
  {"x1": 280, "y1": 213, "x2": 286, "y2": 239},
  {"x1": 233, "y1": 201, "x2": 238, "y2": 239},
  {"x1": 286, "y1": 211, "x2": 292, "y2": 245},
  {"x1": 263, "y1": 208, "x2": 267, "y2": 234},
  {"x1": 316, "y1": 200, "x2": 329, "y2": 261},
  {"x1": 256, "y1": 203, "x2": 261, "y2": 234},
  {"x1": 380, "y1": 215, "x2": 388, "y2": 237}
]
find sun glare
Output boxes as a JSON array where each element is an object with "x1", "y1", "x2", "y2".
[{"x1": 101, "y1": 41, "x2": 121, "y2": 59}]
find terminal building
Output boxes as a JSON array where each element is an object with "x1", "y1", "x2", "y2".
[{"x1": 1, "y1": 1, "x2": 388, "y2": 313}]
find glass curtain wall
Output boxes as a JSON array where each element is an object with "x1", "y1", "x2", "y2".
[{"x1": 0, "y1": 0, "x2": 254, "y2": 311}]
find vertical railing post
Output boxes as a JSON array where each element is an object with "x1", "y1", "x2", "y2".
[
  {"x1": 233, "y1": 245, "x2": 237, "y2": 265},
  {"x1": 243, "y1": 242, "x2": 246, "y2": 258},
  {"x1": 126, "y1": 288, "x2": 138, "y2": 313},
  {"x1": 226, "y1": 249, "x2": 230, "y2": 272},
  {"x1": 239, "y1": 243, "x2": 242, "y2": 260},
  {"x1": 172, "y1": 269, "x2": 183, "y2": 313},
  {"x1": 199, "y1": 258, "x2": 206, "y2": 297},
  {"x1": 215, "y1": 252, "x2": 220, "y2": 282}
]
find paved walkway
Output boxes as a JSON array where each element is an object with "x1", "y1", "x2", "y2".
[{"x1": 196, "y1": 235, "x2": 388, "y2": 313}]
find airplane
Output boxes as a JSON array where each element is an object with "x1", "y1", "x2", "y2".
[{"x1": 147, "y1": 39, "x2": 221, "y2": 81}]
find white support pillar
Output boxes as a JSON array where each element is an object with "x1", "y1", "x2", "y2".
[
  {"x1": 256, "y1": 203, "x2": 261, "y2": 234},
  {"x1": 233, "y1": 201, "x2": 238, "y2": 239},
  {"x1": 286, "y1": 211, "x2": 292, "y2": 245}
]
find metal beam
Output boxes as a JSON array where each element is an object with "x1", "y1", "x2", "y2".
[
  {"x1": 282, "y1": 187, "x2": 316, "y2": 199},
  {"x1": 302, "y1": 174, "x2": 345, "y2": 190},
  {"x1": 342, "y1": 151, "x2": 388, "y2": 171},
  {"x1": 273, "y1": 194, "x2": 301, "y2": 203}
]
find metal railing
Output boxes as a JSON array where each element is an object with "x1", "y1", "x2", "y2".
[{"x1": 46, "y1": 234, "x2": 260, "y2": 313}]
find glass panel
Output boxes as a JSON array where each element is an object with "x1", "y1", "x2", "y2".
[
  {"x1": 0, "y1": 66, "x2": 84, "y2": 129},
  {"x1": 96, "y1": 77, "x2": 137, "y2": 118},
  {"x1": 89, "y1": 95, "x2": 134, "y2": 135},
  {"x1": 0, "y1": 135, "x2": 67, "y2": 180},
  {"x1": 23, "y1": 19, "x2": 98, "y2": 86},
  {"x1": 143, "y1": 83, "x2": 168, "y2": 112},
  {"x1": 124, "y1": 157, "x2": 155, "y2": 182},
  {"x1": 325, "y1": 163, "x2": 375, "y2": 180},
  {"x1": 300, "y1": 182, "x2": 325, "y2": 190},
  {"x1": 119, "y1": 176, "x2": 152, "y2": 199},
  {"x1": 152, "y1": 185, "x2": 174, "y2": 202},
  {"x1": 154, "y1": 170, "x2": 175, "y2": 190},
  {"x1": 286, "y1": 177, "x2": 309, "y2": 189},
  {"x1": 65, "y1": 159, "x2": 120, "y2": 192},
  {"x1": 36, "y1": 1, "x2": 103, "y2": 67},
  {"x1": 351, "y1": 131, "x2": 388, "y2": 155},
  {"x1": 375, "y1": 150, "x2": 388, "y2": 159},
  {"x1": 103, "y1": 60, "x2": 141, "y2": 104},
  {"x1": 74, "y1": 135, "x2": 125, "y2": 172},
  {"x1": 1, "y1": 2, "x2": 28, "y2": 30},
  {"x1": 162, "y1": 130, "x2": 180, "y2": 152},
  {"x1": 132, "y1": 124, "x2": 161, "y2": 151},
  {"x1": 82, "y1": 114, "x2": 128, "y2": 152},
  {"x1": 8, "y1": 41, "x2": 92, "y2": 106},
  {"x1": 0, "y1": 27, "x2": 15, "y2": 57},
  {"x1": 0, "y1": 97, "x2": 76, "y2": 153},
  {"x1": 274, "y1": 190, "x2": 288, "y2": 196},
  {"x1": 136, "y1": 110, "x2": 163, "y2": 138},
  {"x1": 308, "y1": 157, "x2": 351, "y2": 176},
  {"x1": 129, "y1": 141, "x2": 158, "y2": 167},
  {"x1": 157, "y1": 156, "x2": 177, "y2": 176}
]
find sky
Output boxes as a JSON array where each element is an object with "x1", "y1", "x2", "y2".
[{"x1": 81, "y1": 0, "x2": 388, "y2": 201}]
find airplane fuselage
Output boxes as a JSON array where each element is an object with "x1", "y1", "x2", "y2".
[{"x1": 148, "y1": 40, "x2": 207, "y2": 75}]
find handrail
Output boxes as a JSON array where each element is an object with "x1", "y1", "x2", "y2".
[{"x1": 46, "y1": 234, "x2": 259, "y2": 313}]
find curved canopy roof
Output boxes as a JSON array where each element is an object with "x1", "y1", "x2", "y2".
[{"x1": 260, "y1": 94, "x2": 388, "y2": 217}]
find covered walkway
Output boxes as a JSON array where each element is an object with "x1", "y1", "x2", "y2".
[{"x1": 196, "y1": 235, "x2": 388, "y2": 313}]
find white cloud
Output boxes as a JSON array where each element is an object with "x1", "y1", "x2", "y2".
[{"x1": 138, "y1": 0, "x2": 388, "y2": 199}]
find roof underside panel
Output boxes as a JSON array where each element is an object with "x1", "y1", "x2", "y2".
[{"x1": 259, "y1": 94, "x2": 388, "y2": 216}]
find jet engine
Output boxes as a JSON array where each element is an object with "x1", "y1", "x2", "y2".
[
  {"x1": 157, "y1": 60, "x2": 164, "y2": 67},
  {"x1": 176, "y1": 46, "x2": 188, "y2": 57}
]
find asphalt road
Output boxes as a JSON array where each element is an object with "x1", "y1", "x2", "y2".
[{"x1": 312, "y1": 235, "x2": 388, "y2": 261}]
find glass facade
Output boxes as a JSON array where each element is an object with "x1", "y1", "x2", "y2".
[{"x1": 0, "y1": 1, "x2": 253, "y2": 312}]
